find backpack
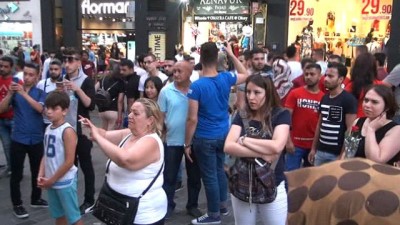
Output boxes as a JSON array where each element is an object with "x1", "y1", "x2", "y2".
[{"x1": 95, "y1": 77, "x2": 119, "y2": 109}]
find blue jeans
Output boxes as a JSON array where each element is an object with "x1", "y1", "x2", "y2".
[
  {"x1": 285, "y1": 146, "x2": 312, "y2": 171},
  {"x1": 162, "y1": 145, "x2": 201, "y2": 211},
  {"x1": 192, "y1": 137, "x2": 228, "y2": 217},
  {"x1": 314, "y1": 150, "x2": 338, "y2": 166},
  {"x1": 0, "y1": 118, "x2": 13, "y2": 169}
]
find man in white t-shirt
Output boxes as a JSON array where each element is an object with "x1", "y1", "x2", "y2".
[
  {"x1": 190, "y1": 47, "x2": 200, "y2": 65},
  {"x1": 286, "y1": 45, "x2": 302, "y2": 81},
  {"x1": 312, "y1": 48, "x2": 327, "y2": 75},
  {"x1": 139, "y1": 54, "x2": 168, "y2": 96}
]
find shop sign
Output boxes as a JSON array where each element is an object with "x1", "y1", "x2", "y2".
[
  {"x1": 149, "y1": 32, "x2": 166, "y2": 61},
  {"x1": 81, "y1": 0, "x2": 131, "y2": 15},
  {"x1": 146, "y1": 16, "x2": 167, "y2": 31},
  {"x1": 0, "y1": 2, "x2": 19, "y2": 20},
  {"x1": 289, "y1": 0, "x2": 314, "y2": 21},
  {"x1": 194, "y1": 0, "x2": 249, "y2": 15},
  {"x1": 194, "y1": 15, "x2": 249, "y2": 22},
  {"x1": 360, "y1": 0, "x2": 392, "y2": 20}
]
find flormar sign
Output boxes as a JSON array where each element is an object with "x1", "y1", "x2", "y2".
[{"x1": 81, "y1": 0, "x2": 130, "y2": 15}]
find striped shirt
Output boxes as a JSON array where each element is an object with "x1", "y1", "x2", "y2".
[{"x1": 317, "y1": 91, "x2": 357, "y2": 155}]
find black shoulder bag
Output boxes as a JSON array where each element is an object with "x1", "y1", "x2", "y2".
[
  {"x1": 229, "y1": 110, "x2": 282, "y2": 204},
  {"x1": 92, "y1": 134, "x2": 164, "y2": 225}
]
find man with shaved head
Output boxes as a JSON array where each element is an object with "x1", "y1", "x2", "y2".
[{"x1": 158, "y1": 61, "x2": 202, "y2": 219}]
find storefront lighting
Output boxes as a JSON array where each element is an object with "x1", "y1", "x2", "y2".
[
  {"x1": 181, "y1": 0, "x2": 188, "y2": 3},
  {"x1": 112, "y1": 18, "x2": 116, "y2": 22},
  {"x1": 99, "y1": 16, "x2": 103, "y2": 20},
  {"x1": 122, "y1": 18, "x2": 126, "y2": 22}
]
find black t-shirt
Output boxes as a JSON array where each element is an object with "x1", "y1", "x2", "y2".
[
  {"x1": 98, "y1": 75, "x2": 125, "y2": 112},
  {"x1": 124, "y1": 73, "x2": 140, "y2": 100},
  {"x1": 355, "y1": 117, "x2": 400, "y2": 165},
  {"x1": 232, "y1": 108, "x2": 291, "y2": 185},
  {"x1": 317, "y1": 91, "x2": 357, "y2": 155}
]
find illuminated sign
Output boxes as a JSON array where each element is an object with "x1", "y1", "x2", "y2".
[
  {"x1": 81, "y1": 0, "x2": 130, "y2": 15},
  {"x1": 148, "y1": 32, "x2": 166, "y2": 61}
]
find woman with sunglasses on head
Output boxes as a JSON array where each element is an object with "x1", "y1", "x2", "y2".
[
  {"x1": 224, "y1": 74, "x2": 290, "y2": 225},
  {"x1": 79, "y1": 98, "x2": 167, "y2": 225},
  {"x1": 350, "y1": 85, "x2": 400, "y2": 165}
]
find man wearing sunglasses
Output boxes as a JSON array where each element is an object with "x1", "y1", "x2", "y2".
[{"x1": 62, "y1": 48, "x2": 96, "y2": 215}]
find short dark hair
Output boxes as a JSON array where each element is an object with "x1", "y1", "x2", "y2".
[
  {"x1": 0, "y1": 49, "x2": 3, "y2": 55},
  {"x1": 365, "y1": 85, "x2": 398, "y2": 119},
  {"x1": 13, "y1": 47, "x2": 19, "y2": 52},
  {"x1": 250, "y1": 48, "x2": 264, "y2": 59},
  {"x1": 120, "y1": 59, "x2": 134, "y2": 69},
  {"x1": 300, "y1": 58, "x2": 316, "y2": 68},
  {"x1": 164, "y1": 57, "x2": 177, "y2": 62},
  {"x1": 356, "y1": 45, "x2": 368, "y2": 55},
  {"x1": 286, "y1": 45, "x2": 297, "y2": 58},
  {"x1": 0, "y1": 56, "x2": 14, "y2": 67},
  {"x1": 80, "y1": 50, "x2": 89, "y2": 56},
  {"x1": 63, "y1": 47, "x2": 81, "y2": 59},
  {"x1": 374, "y1": 53, "x2": 386, "y2": 67},
  {"x1": 24, "y1": 63, "x2": 40, "y2": 74},
  {"x1": 190, "y1": 47, "x2": 197, "y2": 52},
  {"x1": 185, "y1": 56, "x2": 195, "y2": 62},
  {"x1": 327, "y1": 62, "x2": 347, "y2": 78},
  {"x1": 144, "y1": 53, "x2": 156, "y2": 62},
  {"x1": 45, "y1": 91, "x2": 70, "y2": 110},
  {"x1": 267, "y1": 52, "x2": 277, "y2": 62},
  {"x1": 241, "y1": 50, "x2": 251, "y2": 61},
  {"x1": 200, "y1": 42, "x2": 218, "y2": 66},
  {"x1": 304, "y1": 63, "x2": 321, "y2": 72},
  {"x1": 50, "y1": 59, "x2": 62, "y2": 67},
  {"x1": 328, "y1": 54, "x2": 342, "y2": 64},
  {"x1": 137, "y1": 54, "x2": 146, "y2": 64}
]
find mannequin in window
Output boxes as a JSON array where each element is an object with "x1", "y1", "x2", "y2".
[{"x1": 301, "y1": 20, "x2": 314, "y2": 58}]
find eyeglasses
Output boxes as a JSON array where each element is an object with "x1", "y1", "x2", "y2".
[
  {"x1": 63, "y1": 56, "x2": 80, "y2": 63},
  {"x1": 143, "y1": 61, "x2": 154, "y2": 65}
]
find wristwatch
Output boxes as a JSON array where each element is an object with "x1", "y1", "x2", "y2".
[{"x1": 184, "y1": 143, "x2": 191, "y2": 149}]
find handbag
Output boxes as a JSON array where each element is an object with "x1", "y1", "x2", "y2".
[
  {"x1": 94, "y1": 77, "x2": 119, "y2": 109},
  {"x1": 228, "y1": 110, "x2": 282, "y2": 204},
  {"x1": 92, "y1": 134, "x2": 164, "y2": 225}
]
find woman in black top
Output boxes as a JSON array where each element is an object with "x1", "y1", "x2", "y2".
[
  {"x1": 96, "y1": 71, "x2": 125, "y2": 130},
  {"x1": 353, "y1": 85, "x2": 400, "y2": 165}
]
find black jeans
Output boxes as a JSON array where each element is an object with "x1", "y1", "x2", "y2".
[
  {"x1": 75, "y1": 134, "x2": 95, "y2": 204},
  {"x1": 162, "y1": 145, "x2": 201, "y2": 211},
  {"x1": 10, "y1": 141, "x2": 43, "y2": 206}
]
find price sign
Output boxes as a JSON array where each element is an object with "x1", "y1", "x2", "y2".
[
  {"x1": 361, "y1": 0, "x2": 392, "y2": 20},
  {"x1": 289, "y1": 0, "x2": 314, "y2": 21}
]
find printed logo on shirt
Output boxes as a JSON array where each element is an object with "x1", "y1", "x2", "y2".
[{"x1": 297, "y1": 98, "x2": 320, "y2": 112}]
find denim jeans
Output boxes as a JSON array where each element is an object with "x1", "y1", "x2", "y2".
[
  {"x1": 314, "y1": 150, "x2": 338, "y2": 166},
  {"x1": 162, "y1": 145, "x2": 201, "y2": 211},
  {"x1": 285, "y1": 146, "x2": 312, "y2": 171},
  {"x1": 0, "y1": 118, "x2": 13, "y2": 169},
  {"x1": 192, "y1": 137, "x2": 228, "y2": 217}
]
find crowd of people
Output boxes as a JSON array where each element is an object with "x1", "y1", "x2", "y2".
[{"x1": 0, "y1": 37, "x2": 400, "y2": 225}]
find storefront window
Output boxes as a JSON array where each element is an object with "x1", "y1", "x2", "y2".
[{"x1": 288, "y1": 0, "x2": 393, "y2": 59}]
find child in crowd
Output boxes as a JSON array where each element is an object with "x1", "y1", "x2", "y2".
[
  {"x1": 144, "y1": 76, "x2": 163, "y2": 101},
  {"x1": 38, "y1": 91, "x2": 83, "y2": 225}
]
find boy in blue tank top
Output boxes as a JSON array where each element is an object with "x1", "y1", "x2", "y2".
[{"x1": 38, "y1": 91, "x2": 83, "y2": 225}]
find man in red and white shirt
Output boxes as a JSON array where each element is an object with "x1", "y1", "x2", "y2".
[{"x1": 285, "y1": 63, "x2": 324, "y2": 170}]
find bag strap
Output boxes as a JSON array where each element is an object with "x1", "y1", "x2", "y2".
[
  {"x1": 239, "y1": 110, "x2": 279, "y2": 170},
  {"x1": 105, "y1": 133, "x2": 164, "y2": 198}
]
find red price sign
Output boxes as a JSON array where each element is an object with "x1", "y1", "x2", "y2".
[
  {"x1": 361, "y1": 0, "x2": 392, "y2": 15},
  {"x1": 289, "y1": 0, "x2": 314, "y2": 19}
]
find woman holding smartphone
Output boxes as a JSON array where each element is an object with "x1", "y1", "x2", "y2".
[{"x1": 351, "y1": 85, "x2": 400, "y2": 166}]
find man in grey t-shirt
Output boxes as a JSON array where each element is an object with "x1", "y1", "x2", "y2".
[{"x1": 383, "y1": 64, "x2": 400, "y2": 124}]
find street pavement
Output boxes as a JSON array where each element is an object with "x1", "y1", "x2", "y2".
[{"x1": 0, "y1": 111, "x2": 241, "y2": 225}]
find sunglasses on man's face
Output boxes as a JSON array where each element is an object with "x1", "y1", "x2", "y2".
[{"x1": 63, "y1": 56, "x2": 80, "y2": 63}]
